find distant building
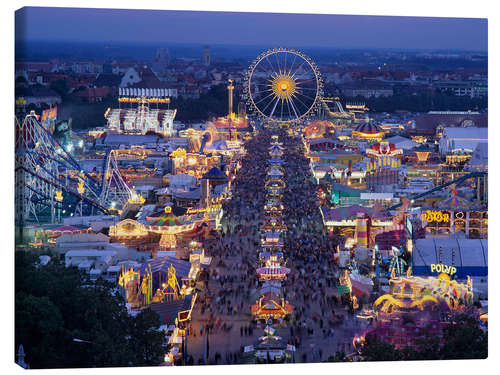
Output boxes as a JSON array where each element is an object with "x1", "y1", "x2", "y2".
[
  {"x1": 340, "y1": 82, "x2": 393, "y2": 98},
  {"x1": 467, "y1": 143, "x2": 488, "y2": 172},
  {"x1": 415, "y1": 111, "x2": 488, "y2": 133},
  {"x1": 433, "y1": 79, "x2": 487, "y2": 98},
  {"x1": 94, "y1": 72, "x2": 123, "y2": 89},
  {"x1": 105, "y1": 103, "x2": 177, "y2": 135},
  {"x1": 120, "y1": 67, "x2": 143, "y2": 87},
  {"x1": 203, "y1": 45, "x2": 211, "y2": 67},
  {"x1": 152, "y1": 48, "x2": 170, "y2": 75},
  {"x1": 439, "y1": 127, "x2": 488, "y2": 155},
  {"x1": 72, "y1": 87, "x2": 111, "y2": 103},
  {"x1": 15, "y1": 87, "x2": 62, "y2": 107}
]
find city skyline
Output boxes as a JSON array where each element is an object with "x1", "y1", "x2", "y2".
[{"x1": 16, "y1": 7, "x2": 487, "y2": 51}]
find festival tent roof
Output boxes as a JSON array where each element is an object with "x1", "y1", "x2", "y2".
[
  {"x1": 205, "y1": 140, "x2": 242, "y2": 151},
  {"x1": 56, "y1": 232, "x2": 110, "y2": 244},
  {"x1": 307, "y1": 137, "x2": 341, "y2": 146},
  {"x1": 413, "y1": 238, "x2": 487, "y2": 277},
  {"x1": 329, "y1": 183, "x2": 367, "y2": 198},
  {"x1": 139, "y1": 256, "x2": 191, "y2": 278},
  {"x1": 201, "y1": 166, "x2": 228, "y2": 181},
  {"x1": 66, "y1": 250, "x2": 117, "y2": 258},
  {"x1": 468, "y1": 142, "x2": 488, "y2": 169},
  {"x1": 321, "y1": 204, "x2": 388, "y2": 222},
  {"x1": 103, "y1": 134, "x2": 158, "y2": 145},
  {"x1": 150, "y1": 294, "x2": 194, "y2": 324},
  {"x1": 172, "y1": 187, "x2": 201, "y2": 200},
  {"x1": 354, "y1": 122, "x2": 383, "y2": 134},
  {"x1": 385, "y1": 135, "x2": 419, "y2": 150},
  {"x1": 267, "y1": 167, "x2": 284, "y2": 177},
  {"x1": 169, "y1": 173, "x2": 197, "y2": 187},
  {"x1": 146, "y1": 213, "x2": 188, "y2": 227}
]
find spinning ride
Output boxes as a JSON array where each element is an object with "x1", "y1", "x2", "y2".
[{"x1": 244, "y1": 47, "x2": 323, "y2": 125}]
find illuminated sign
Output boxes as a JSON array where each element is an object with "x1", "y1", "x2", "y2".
[
  {"x1": 430, "y1": 264, "x2": 457, "y2": 276},
  {"x1": 118, "y1": 97, "x2": 170, "y2": 103},
  {"x1": 186, "y1": 204, "x2": 221, "y2": 214},
  {"x1": 421, "y1": 210, "x2": 450, "y2": 223},
  {"x1": 41, "y1": 106, "x2": 57, "y2": 122}
]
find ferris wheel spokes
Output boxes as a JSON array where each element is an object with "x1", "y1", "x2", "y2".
[
  {"x1": 244, "y1": 47, "x2": 323, "y2": 123},
  {"x1": 288, "y1": 97, "x2": 300, "y2": 119}
]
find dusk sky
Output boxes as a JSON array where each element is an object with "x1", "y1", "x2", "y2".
[{"x1": 15, "y1": 7, "x2": 487, "y2": 51}]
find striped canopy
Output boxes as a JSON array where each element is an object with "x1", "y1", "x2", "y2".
[
  {"x1": 147, "y1": 213, "x2": 187, "y2": 227},
  {"x1": 442, "y1": 190, "x2": 471, "y2": 208}
]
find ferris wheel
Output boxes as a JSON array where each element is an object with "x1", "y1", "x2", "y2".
[{"x1": 243, "y1": 47, "x2": 323, "y2": 124}]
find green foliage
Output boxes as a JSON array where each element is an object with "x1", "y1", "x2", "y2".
[
  {"x1": 359, "y1": 314, "x2": 487, "y2": 362},
  {"x1": 439, "y1": 314, "x2": 488, "y2": 359},
  {"x1": 325, "y1": 351, "x2": 348, "y2": 362},
  {"x1": 127, "y1": 308, "x2": 166, "y2": 366},
  {"x1": 60, "y1": 97, "x2": 115, "y2": 130},
  {"x1": 15, "y1": 251, "x2": 165, "y2": 368},
  {"x1": 50, "y1": 79, "x2": 70, "y2": 99},
  {"x1": 171, "y1": 84, "x2": 236, "y2": 123},
  {"x1": 360, "y1": 337, "x2": 403, "y2": 361}
]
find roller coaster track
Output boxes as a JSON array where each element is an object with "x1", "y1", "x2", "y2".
[
  {"x1": 16, "y1": 166, "x2": 110, "y2": 214},
  {"x1": 319, "y1": 97, "x2": 353, "y2": 119},
  {"x1": 100, "y1": 150, "x2": 134, "y2": 209},
  {"x1": 388, "y1": 171, "x2": 487, "y2": 211},
  {"x1": 15, "y1": 112, "x2": 129, "y2": 223}
]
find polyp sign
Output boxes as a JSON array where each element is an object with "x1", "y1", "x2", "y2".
[{"x1": 430, "y1": 263, "x2": 457, "y2": 276}]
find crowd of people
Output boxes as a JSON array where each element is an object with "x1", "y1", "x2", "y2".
[{"x1": 186, "y1": 127, "x2": 367, "y2": 364}]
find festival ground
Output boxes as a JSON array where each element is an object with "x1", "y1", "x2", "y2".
[{"x1": 183, "y1": 127, "x2": 371, "y2": 364}]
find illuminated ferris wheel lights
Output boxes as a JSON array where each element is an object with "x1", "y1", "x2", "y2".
[{"x1": 244, "y1": 47, "x2": 323, "y2": 124}]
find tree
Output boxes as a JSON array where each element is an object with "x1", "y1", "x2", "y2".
[
  {"x1": 360, "y1": 336, "x2": 402, "y2": 361},
  {"x1": 439, "y1": 314, "x2": 488, "y2": 359},
  {"x1": 50, "y1": 79, "x2": 69, "y2": 98},
  {"x1": 325, "y1": 351, "x2": 348, "y2": 362},
  {"x1": 15, "y1": 251, "x2": 165, "y2": 368},
  {"x1": 127, "y1": 308, "x2": 165, "y2": 366},
  {"x1": 359, "y1": 314, "x2": 487, "y2": 362}
]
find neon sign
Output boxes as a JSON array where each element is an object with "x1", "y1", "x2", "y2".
[
  {"x1": 186, "y1": 204, "x2": 221, "y2": 214},
  {"x1": 430, "y1": 264, "x2": 457, "y2": 276},
  {"x1": 421, "y1": 210, "x2": 450, "y2": 223}
]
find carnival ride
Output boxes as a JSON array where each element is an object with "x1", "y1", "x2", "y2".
[
  {"x1": 118, "y1": 264, "x2": 154, "y2": 308},
  {"x1": 318, "y1": 97, "x2": 354, "y2": 123},
  {"x1": 15, "y1": 112, "x2": 135, "y2": 225},
  {"x1": 352, "y1": 270, "x2": 476, "y2": 351},
  {"x1": 388, "y1": 245, "x2": 407, "y2": 277},
  {"x1": 243, "y1": 47, "x2": 323, "y2": 125},
  {"x1": 100, "y1": 150, "x2": 135, "y2": 210},
  {"x1": 389, "y1": 171, "x2": 487, "y2": 210},
  {"x1": 373, "y1": 271, "x2": 474, "y2": 315}
]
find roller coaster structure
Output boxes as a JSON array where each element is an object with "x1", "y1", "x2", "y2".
[
  {"x1": 15, "y1": 111, "x2": 132, "y2": 226},
  {"x1": 388, "y1": 171, "x2": 487, "y2": 211}
]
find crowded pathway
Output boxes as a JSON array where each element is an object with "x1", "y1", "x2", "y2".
[{"x1": 185, "y1": 127, "x2": 370, "y2": 364}]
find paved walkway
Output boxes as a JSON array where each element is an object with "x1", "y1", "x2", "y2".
[{"x1": 184, "y1": 129, "x2": 370, "y2": 365}]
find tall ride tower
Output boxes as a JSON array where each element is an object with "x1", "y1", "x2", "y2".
[{"x1": 227, "y1": 79, "x2": 238, "y2": 142}]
